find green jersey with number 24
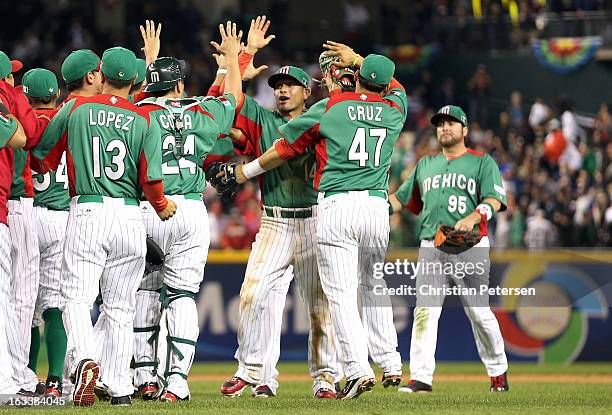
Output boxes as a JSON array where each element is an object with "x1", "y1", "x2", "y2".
[
  {"x1": 396, "y1": 150, "x2": 507, "y2": 239},
  {"x1": 137, "y1": 94, "x2": 235, "y2": 195}
]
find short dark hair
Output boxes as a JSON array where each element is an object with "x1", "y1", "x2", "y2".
[
  {"x1": 27, "y1": 95, "x2": 55, "y2": 106},
  {"x1": 105, "y1": 77, "x2": 133, "y2": 89},
  {"x1": 66, "y1": 77, "x2": 85, "y2": 92},
  {"x1": 357, "y1": 75, "x2": 386, "y2": 93},
  {"x1": 129, "y1": 81, "x2": 143, "y2": 95},
  {"x1": 148, "y1": 82, "x2": 180, "y2": 98}
]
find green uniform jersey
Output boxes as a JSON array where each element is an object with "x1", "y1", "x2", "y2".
[
  {"x1": 29, "y1": 109, "x2": 70, "y2": 210},
  {"x1": 234, "y1": 95, "x2": 317, "y2": 208},
  {"x1": 278, "y1": 89, "x2": 408, "y2": 192},
  {"x1": 32, "y1": 151, "x2": 70, "y2": 210},
  {"x1": 396, "y1": 150, "x2": 507, "y2": 239},
  {"x1": 137, "y1": 94, "x2": 235, "y2": 195},
  {"x1": 32, "y1": 94, "x2": 163, "y2": 199},
  {"x1": 0, "y1": 113, "x2": 17, "y2": 145},
  {"x1": 10, "y1": 149, "x2": 33, "y2": 198}
]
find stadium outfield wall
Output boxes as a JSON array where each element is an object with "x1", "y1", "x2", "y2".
[{"x1": 195, "y1": 250, "x2": 612, "y2": 363}]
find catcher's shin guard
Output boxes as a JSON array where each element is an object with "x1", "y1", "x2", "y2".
[
  {"x1": 133, "y1": 289, "x2": 162, "y2": 387},
  {"x1": 160, "y1": 285, "x2": 198, "y2": 399}
]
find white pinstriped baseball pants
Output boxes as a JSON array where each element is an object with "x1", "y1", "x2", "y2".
[
  {"x1": 6, "y1": 197, "x2": 40, "y2": 391},
  {"x1": 61, "y1": 197, "x2": 146, "y2": 398},
  {"x1": 316, "y1": 192, "x2": 402, "y2": 381},
  {"x1": 134, "y1": 196, "x2": 209, "y2": 399},
  {"x1": 0, "y1": 223, "x2": 20, "y2": 396},
  {"x1": 410, "y1": 238, "x2": 508, "y2": 385},
  {"x1": 234, "y1": 212, "x2": 340, "y2": 392},
  {"x1": 33, "y1": 207, "x2": 69, "y2": 326}
]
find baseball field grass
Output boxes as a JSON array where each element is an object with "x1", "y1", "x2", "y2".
[{"x1": 13, "y1": 361, "x2": 612, "y2": 414}]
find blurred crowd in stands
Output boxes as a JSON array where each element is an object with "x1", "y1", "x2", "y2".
[{"x1": 1, "y1": 0, "x2": 611, "y2": 248}]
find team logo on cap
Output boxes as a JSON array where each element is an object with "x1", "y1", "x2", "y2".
[
  {"x1": 118, "y1": 71, "x2": 125, "y2": 77},
  {"x1": 49, "y1": 87, "x2": 54, "y2": 93},
  {"x1": 23, "y1": 86, "x2": 29, "y2": 93},
  {"x1": 370, "y1": 72, "x2": 376, "y2": 79}
]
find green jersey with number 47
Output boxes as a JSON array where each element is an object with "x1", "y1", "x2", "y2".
[
  {"x1": 276, "y1": 89, "x2": 408, "y2": 192},
  {"x1": 396, "y1": 150, "x2": 507, "y2": 239},
  {"x1": 31, "y1": 94, "x2": 163, "y2": 199},
  {"x1": 136, "y1": 94, "x2": 235, "y2": 195}
]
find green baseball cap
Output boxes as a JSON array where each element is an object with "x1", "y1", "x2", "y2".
[
  {"x1": 61, "y1": 49, "x2": 101, "y2": 83},
  {"x1": 267, "y1": 66, "x2": 311, "y2": 89},
  {"x1": 431, "y1": 105, "x2": 468, "y2": 127},
  {"x1": 101, "y1": 47, "x2": 137, "y2": 81},
  {"x1": 0, "y1": 51, "x2": 24, "y2": 79},
  {"x1": 21, "y1": 68, "x2": 59, "y2": 98},
  {"x1": 134, "y1": 58, "x2": 146, "y2": 85},
  {"x1": 359, "y1": 54, "x2": 395, "y2": 87}
]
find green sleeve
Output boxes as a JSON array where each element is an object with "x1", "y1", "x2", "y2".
[
  {"x1": 479, "y1": 154, "x2": 507, "y2": 210},
  {"x1": 141, "y1": 118, "x2": 163, "y2": 182},
  {"x1": 199, "y1": 94, "x2": 236, "y2": 135},
  {"x1": 31, "y1": 99, "x2": 74, "y2": 160},
  {"x1": 395, "y1": 165, "x2": 423, "y2": 214},
  {"x1": 384, "y1": 88, "x2": 408, "y2": 122},
  {"x1": 0, "y1": 114, "x2": 17, "y2": 148},
  {"x1": 279, "y1": 99, "x2": 327, "y2": 147}
]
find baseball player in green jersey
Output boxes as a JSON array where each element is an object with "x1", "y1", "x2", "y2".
[
  {"x1": 215, "y1": 17, "x2": 341, "y2": 399},
  {"x1": 32, "y1": 46, "x2": 176, "y2": 407},
  {"x1": 388, "y1": 105, "x2": 509, "y2": 393},
  {"x1": 131, "y1": 24, "x2": 242, "y2": 402},
  {"x1": 21, "y1": 68, "x2": 71, "y2": 398},
  {"x1": 223, "y1": 49, "x2": 408, "y2": 399}
]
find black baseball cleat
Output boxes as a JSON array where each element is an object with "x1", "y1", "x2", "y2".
[
  {"x1": 111, "y1": 395, "x2": 132, "y2": 406},
  {"x1": 398, "y1": 379, "x2": 433, "y2": 393},
  {"x1": 252, "y1": 384, "x2": 275, "y2": 398},
  {"x1": 336, "y1": 376, "x2": 376, "y2": 400},
  {"x1": 382, "y1": 372, "x2": 402, "y2": 388},
  {"x1": 490, "y1": 372, "x2": 510, "y2": 392}
]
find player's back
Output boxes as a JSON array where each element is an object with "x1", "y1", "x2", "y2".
[
  {"x1": 137, "y1": 95, "x2": 234, "y2": 196},
  {"x1": 62, "y1": 94, "x2": 154, "y2": 198},
  {"x1": 316, "y1": 91, "x2": 407, "y2": 192}
]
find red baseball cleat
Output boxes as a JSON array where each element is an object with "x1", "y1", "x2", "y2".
[{"x1": 221, "y1": 377, "x2": 253, "y2": 397}]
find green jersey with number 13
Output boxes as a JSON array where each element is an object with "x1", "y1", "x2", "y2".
[{"x1": 31, "y1": 94, "x2": 163, "y2": 199}]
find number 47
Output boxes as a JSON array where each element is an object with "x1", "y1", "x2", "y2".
[{"x1": 348, "y1": 127, "x2": 387, "y2": 167}]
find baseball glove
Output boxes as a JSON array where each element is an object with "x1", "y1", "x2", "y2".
[
  {"x1": 145, "y1": 236, "x2": 165, "y2": 274},
  {"x1": 434, "y1": 225, "x2": 482, "y2": 254},
  {"x1": 205, "y1": 161, "x2": 238, "y2": 199}
]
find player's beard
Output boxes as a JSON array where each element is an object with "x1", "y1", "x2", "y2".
[{"x1": 438, "y1": 133, "x2": 463, "y2": 148}]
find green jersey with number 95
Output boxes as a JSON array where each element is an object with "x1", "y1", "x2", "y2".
[
  {"x1": 396, "y1": 150, "x2": 507, "y2": 239},
  {"x1": 31, "y1": 94, "x2": 163, "y2": 199},
  {"x1": 136, "y1": 94, "x2": 236, "y2": 195},
  {"x1": 278, "y1": 89, "x2": 408, "y2": 192}
]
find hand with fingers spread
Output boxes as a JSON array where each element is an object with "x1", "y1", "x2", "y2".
[
  {"x1": 210, "y1": 21, "x2": 243, "y2": 58},
  {"x1": 246, "y1": 15, "x2": 276, "y2": 55},
  {"x1": 140, "y1": 20, "x2": 162, "y2": 65},
  {"x1": 242, "y1": 58, "x2": 268, "y2": 81},
  {"x1": 322, "y1": 40, "x2": 363, "y2": 68}
]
